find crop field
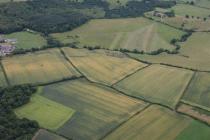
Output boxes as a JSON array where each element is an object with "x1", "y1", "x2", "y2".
[
  {"x1": 62, "y1": 47, "x2": 147, "y2": 85},
  {"x1": 128, "y1": 32, "x2": 210, "y2": 71},
  {"x1": 104, "y1": 105, "x2": 191, "y2": 140},
  {"x1": 15, "y1": 94, "x2": 75, "y2": 130},
  {"x1": 2, "y1": 48, "x2": 80, "y2": 85},
  {"x1": 40, "y1": 79, "x2": 149, "y2": 140},
  {"x1": 33, "y1": 129, "x2": 67, "y2": 140},
  {"x1": 114, "y1": 64, "x2": 193, "y2": 108},
  {"x1": 182, "y1": 72, "x2": 210, "y2": 111},
  {"x1": 170, "y1": 4, "x2": 210, "y2": 18},
  {"x1": 4, "y1": 31, "x2": 47, "y2": 49},
  {"x1": 52, "y1": 18, "x2": 185, "y2": 53},
  {"x1": 0, "y1": 66, "x2": 7, "y2": 87}
]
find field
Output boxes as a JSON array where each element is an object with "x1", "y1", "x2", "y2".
[
  {"x1": 2, "y1": 48, "x2": 80, "y2": 85},
  {"x1": 129, "y1": 32, "x2": 210, "y2": 71},
  {"x1": 0, "y1": 0, "x2": 27, "y2": 3},
  {"x1": 170, "y1": 4, "x2": 210, "y2": 18},
  {"x1": 114, "y1": 64, "x2": 193, "y2": 108},
  {"x1": 33, "y1": 129, "x2": 67, "y2": 140},
  {"x1": 41, "y1": 79, "x2": 149, "y2": 140},
  {"x1": 52, "y1": 18, "x2": 185, "y2": 53},
  {"x1": 104, "y1": 105, "x2": 190, "y2": 140},
  {"x1": 62, "y1": 47, "x2": 147, "y2": 85},
  {"x1": 0, "y1": 66, "x2": 7, "y2": 87},
  {"x1": 182, "y1": 72, "x2": 210, "y2": 110},
  {"x1": 15, "y1": 94, "x2": 75, "y2": 130},
  {"x1": 4, "y1": 31, "x2": 47, "y2": 49}
]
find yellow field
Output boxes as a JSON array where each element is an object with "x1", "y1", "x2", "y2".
[
  {"x1": 104, "y1": 105, "x2": 190, "y2": 140},
  {"x1": 2, "y1": 49, "x2": 80, "y2": 85},
  {"x1": 114, "y1": 64, "x2": 193, "y2": 108},
  {"x1": 62, "y1": 47, "x2": 147, "y2": 85}
]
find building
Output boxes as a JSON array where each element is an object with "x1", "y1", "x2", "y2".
[{"x1": 0, "y1": 44, "x2": 16, "y2": 56}]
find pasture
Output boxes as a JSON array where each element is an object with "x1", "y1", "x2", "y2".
[
  {"x1": 41, "y1": 79, "x2": 149, "y2": 140},
  {"x1": 62, "y1": 47, "x2": 147, "y2": 85},
  {"x1": 104, "y1": 105, "x2": 190, "y2": 140},
  {"x1": 0, "y1": 66, "x2": 7, "y2": 87},
  {"x1": 182, "y1": 72, "x2": 210, "y2": 111},
  {"x1": 33, "y1": 129, "x2": 67, "y2": 140},
  {"x1": 128, "y1": 32, "x2": 210, "y2": 71},
  {"x1": 4, "y1": 31, "x2": 47, "y2": 49},
  {"x1": 2, "y1": 48, "x2": 80, "y2": 85},
  {"x1": 114, "y1": 64, "x2": 193, "y2": 108},
  {"x1": 15, "y1": 94, "x2": 75, "y2": 130},
  {"x1": 52, "y1": 18, "x2": 185, "y2": 53}
]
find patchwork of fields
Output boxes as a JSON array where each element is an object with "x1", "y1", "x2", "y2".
[
  {"x1": 52, "y1": 17, "x2": 185, "y2": 53},
  {"x1": 2, "y1": 48, "x2": 80, "y2": 85}
]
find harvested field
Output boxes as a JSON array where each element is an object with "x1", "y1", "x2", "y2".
[
  {"x1": 104, "y1": 105, "x2": 190, "y2": 140},
  {"x1": 182, "y1": 72, "x2": 210, "y2": 111},
  {"x1": 41, "y1": 79, "x2": 149, "y2": 140},
  {"x1": 33, "y1": 129, "x2": 67, "y2": 140},
  {"x1": 2, "y1": 48, "x2": 80, "y2": 85},
  {"x1": 62, "y1": 47, "x2": 147, "y2": 85},
  {"x1": 15, "y1": 94, "x2": 75, "y2": 130},
  {"x1": 52, "y1": 18, "x2": 185, "y2": 53},
  {"x1": 114, "y1": 64, "x2": 193, "y2": 108}
]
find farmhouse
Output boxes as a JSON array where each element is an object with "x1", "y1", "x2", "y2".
[
  {"x1": 153, "y1": 11, "x2": 167, "y2": 18},
  {"x1": 0, "y1": 44, "x2": 16, "y2": 56}
]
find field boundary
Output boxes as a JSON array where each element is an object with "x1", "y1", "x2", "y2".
[
  {"x1": 0, "y1": 60, "x2": 10, "y2": 86},
  {"x1": 175, "y1": 71, "x2": 196, "y2": 110},
  {"x1": 99, "y1": 104, "x2": 151, "y2": 140}
]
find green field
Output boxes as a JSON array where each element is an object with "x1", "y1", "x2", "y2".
[
  {"x1": 62, "y1": 47, "x2": 147, "y2": 85},
  {"x1": 182, "y1": 72, "x2": 210, "y2": 110},
  {"x1": 114, "y1": 64, "x2": 193, "y2": 108},
  {"x1": 104, "y1": 105, "x2": 190, "y2": 140},
  {"x1": 4, "y1": 31, "x2": 47, "y2": 49},
  {"x1": 0, "y1": 66, "x2": 7, "y2": 87},
  {"x1": 2, "y1": 48, "x2": 80, "y2": 85},
  {"x1": 52, "y1": 18, "x2": 185, "y2": 53},
  {"x1": 170, "y1": 4, "x2": 210, "y2": 18},
  {"x1": 129, "y1": 32, "x2": 210, "y2": 71},
  {"x1": 41, "y1": 79, "x2": 148, "y2": 140},
  {"x1": 15, "y1": 94, "x2": 75, "y2": 130},
  {"x1": 175, "y1": 120, "x2": 210, "y2": 140},
  {"x1": 33, "y1": 129, "x2": 67, "y2": 140}
]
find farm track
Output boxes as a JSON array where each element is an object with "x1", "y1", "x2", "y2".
[{"x1": 0, "y1": 60, "x2": 10, "y2": 86}]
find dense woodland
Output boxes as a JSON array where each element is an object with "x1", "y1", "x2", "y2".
[
  {"x1": 0, "y1": 0, "x2": 176, "y2": 34},
  {"x1": 0, "y1": 85, "x2": 39, "y2": 140}
]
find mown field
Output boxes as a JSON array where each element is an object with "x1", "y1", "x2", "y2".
[
  {"x1": 4, "y1": 31, "x2": 47, "y2": 49},
  {"x1": 104, "y1": 105, "x2": 191, "y2": 140},
  {"x1": 2, "y1": 48, "x2": 80, "y2": 85},
  {"x1": 182, "y1": 72, "x2": 210, "y2": 111},
  {"x1": 128, "y1": 32, "x2": 210, "y2": 71},
  {"x1": 114, "y1": 64, "x2": 193, "y2": 108},
  {"x1": 52, "y1": 18, "x2": 185, "y2": 53},
  {"x1": 62, "y1": 47, "x2": 147, "y2": 85},
  {"x1": 41, "y1": 79, "x2": 148, "y2": 140},
  {"x1": 0, "y1": 66, "x2": 7, "y2": 87},
  {"x1": 15, "y1": 94, "x2": 75, "y2": 130},
  {"x1": 33, "y1": 129, "x2": 67, "y2": 140}
]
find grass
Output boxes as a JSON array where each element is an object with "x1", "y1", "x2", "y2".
[
  {"x1": 15, "y1": 94, "x2": 75, "y2": 130},
  {"x1": 128, "y1": 32, "x2": 210, "y2": 71},
  {"x1": 104, "y1": 105, "x2": 190, "y2": 140},
  {"x1": 114, "y1": 64, "x2": 193, "y2": 108},
  {"x1": 0, "y1": 66, "x2": 7, "y2": 87},
  {"x1": 33, "y1": 129, "x2": 67, "y2": 140},
  {"x1": 2, "y1": 48, "x2": 80, "y2": 85},
  {"x1": 175, "y1": 120, "x2": 210, "y2": 140},
  {"x1": 62, "y1": 47, "x2": 147, "y2": 85},
  {"x1": 182, "y1": 72, "x2": 210, "y2": 110},
  {"x1": 52, "y1": 17, "x2": 185, "y2": 53},
  {"x1": 4, "y1": 31, "x2": 47, "y2": 49},
  {"x1": 170, "y1": 4, "x2": 210, "y2": 18},
  {"x1": 41, "y1": 79, "x2": 148, "y2": 140}
]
